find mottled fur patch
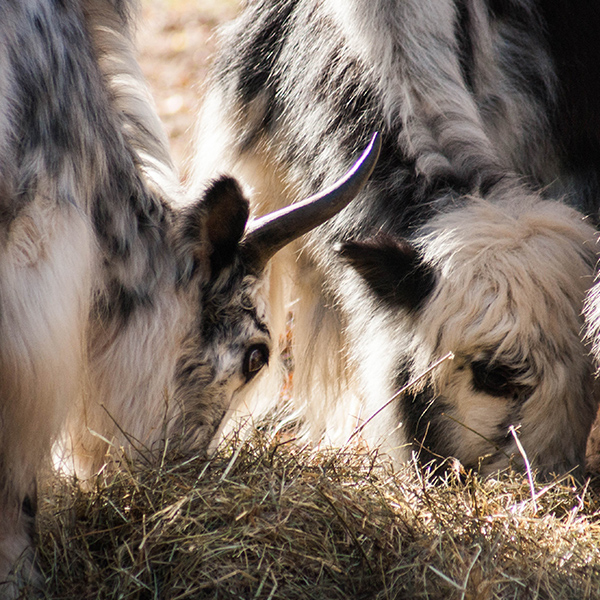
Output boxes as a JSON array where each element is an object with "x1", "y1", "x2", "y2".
[{"x1": 0, "y1": 0, "x2": 286, "y2": 592}]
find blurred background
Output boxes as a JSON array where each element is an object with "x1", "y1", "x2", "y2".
[{"x1": 137, "y1": 0, "x2": 241, "y2": 176}]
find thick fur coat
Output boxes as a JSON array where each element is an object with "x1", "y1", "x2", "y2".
[{"x1": 193, "y1": 0, "x2": 600, "y2": 478}]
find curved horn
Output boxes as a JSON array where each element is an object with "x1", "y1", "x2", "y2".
[{"x1": 241, "y1": 132, "x2": 381, "y2": 272}]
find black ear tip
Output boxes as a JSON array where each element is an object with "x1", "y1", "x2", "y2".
[
  {"x1": 337, "y1": 235, "x2": 435, "y2": 310},
  {"x1": 338, "y1": 237, "x2": 407, "y2": 267},
  {"x1": 203, "y1": 175, "x2": 250, "y2": 232},
  {"x1": 336, "y1": 241, "x2": 365, "y2": 272},
  {"x1": 200, "y1": 174, "x2": 252, "y2": 273},
  {"x1": 203, "y1": 175, "x2": 248, "y2": 210},
  {"x1": 335, "y1": 240, "x2": 352, "y2": 255}
]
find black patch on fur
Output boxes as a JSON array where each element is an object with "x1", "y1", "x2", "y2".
[
  {"x1": 113, "y1": 284, "x2": 152, "y2": 320},
  {"x1": 214, "y1": 0, "x2": 298, "y2": 146},
  {"x1": 538, "y1": 0, "x2": 600, "y2": 220},
  {"x1": 22, "y1": 481, "x2": 38, "y2": 544},
  {"x1": 455, "y1": 0, "x2": 475, "y2": 92},
  {"x1": 21, "y1": 494, "x2": 37, "y2": 520},
  {"x1": 487, "y1": 0, "x2": 534, "y2": 23},
  {"x1": 397, "y1": 375, "x2": 454, "y2": 467},
  {"x1": 493, "y1": 6, "x2": 551, "y2": 103},
  {"x1": 93, "y1": 279, "x2": 154, "y2": 322},
  {"x1": 234, "y1": 0, "x2": 298, "y2": 105},
  {"x1": 470, "y1": 360, "x2": 533, "y2": 399},
  {"x1": 339, "y1": 236, "x2": 435, "y2": 310}
]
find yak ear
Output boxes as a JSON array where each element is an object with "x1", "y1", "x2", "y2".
[
  {"x1": 202, "y1": 176, "x2": 250, "y2": 259},
  {"x1": 338, "y1": 235, "x2": 435, "y2": 310},
  {"x1": 180, "y1": 176, "x2": 250, "y2": 279}
]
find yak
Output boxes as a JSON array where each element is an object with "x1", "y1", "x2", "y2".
[{"x1": 192, "y1": 0, "x2": 600, "y2": 480}]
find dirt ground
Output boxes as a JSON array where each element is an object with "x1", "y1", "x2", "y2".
[{"x1": 136, "y1": 0, "x2": 240, "y2": 177}]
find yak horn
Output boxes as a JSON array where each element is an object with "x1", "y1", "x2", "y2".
[{"x1": 241, "y1": 132, "x2": 381, "y2": 272}]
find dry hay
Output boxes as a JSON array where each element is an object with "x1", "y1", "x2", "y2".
[{"x1": 22, "y1": 428, "x2": 600, "y2": 600}]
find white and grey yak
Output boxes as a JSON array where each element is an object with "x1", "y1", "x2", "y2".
[
  {"x1": 193, "y1": 0, "x2": 600, "y2": 480},
  {"x1": 0, "y1": 0, "x2": 378, "y2": 594}
]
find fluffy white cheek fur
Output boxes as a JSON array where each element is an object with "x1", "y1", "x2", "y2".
[{"x1": 439, "y1": 365, "x2": 514, "y2": 465}]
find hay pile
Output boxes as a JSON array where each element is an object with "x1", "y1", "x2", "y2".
[{"x1": 31, "y1": 430, "x2": 600, "y2": 600}]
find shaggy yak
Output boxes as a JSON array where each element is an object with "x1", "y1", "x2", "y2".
[
  {"x1": 0, "y1": 0, "x2": 379, "y2": 594},
  {"x1": 193, "y1": 0, "x2": 600, "y2": 480}
]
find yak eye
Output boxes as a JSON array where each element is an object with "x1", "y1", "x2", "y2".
[
  {"x1": 471, "y1": 361, "x2": 518, "y2": 398},
  {"x1": 243, "y1": 344, "x2": 269, "y2": 382}
]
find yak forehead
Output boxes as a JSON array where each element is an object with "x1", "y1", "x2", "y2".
[
  {"x1": 200, "y1": 266, "x2": 271, "y2": 360},
  {"x1": 413, "y1": 197, "x2": 597, "y2": 371}
]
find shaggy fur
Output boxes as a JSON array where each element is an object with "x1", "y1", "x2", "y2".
[
  {"x1": 0, "y1": 0, "x2": 365, "y2": 593},
  {"x1": 193, "y1": 0, "x2": 600, "y2": 479}
]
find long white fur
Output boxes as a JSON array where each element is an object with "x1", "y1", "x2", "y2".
[
  {"x1": 359, "y1": 195, "x2": 598, "y2": 472},
  {"x1": 0, "y1": 2, "x2": 176, "y2": 591}
]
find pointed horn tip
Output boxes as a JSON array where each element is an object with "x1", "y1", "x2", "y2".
[
  {"x1": 335, "y1": 131, "x2": 382, "y2": 189},
  {"x1": 363, "y1": 131, "x2": 382, "y2": 168},
  {"x1": 356, "y1": 131, "x2": 382, "y2": 173},
  {"x1": 286, "y1": 131, "x2": 381, "y2": 207}
]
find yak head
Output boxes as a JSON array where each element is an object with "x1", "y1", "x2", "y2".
[{"x1": 340, "y1": 192, "x2": 599, "y2": 479}]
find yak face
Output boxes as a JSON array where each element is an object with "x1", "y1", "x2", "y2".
[
  {"x1": 171, "y1": 136, "x2": 381, "y2": 454},
  {"x1": 341, "y1": 195, "x2": 599, "y2": 478},
  {"x1": 183, "y1": 268, "x2": 272, "y2": 452},
  {"x1": 172, "y1": 277, "x2": 273, "y2": 454},
  {"x1": 171, "y1": 176, "x2": 273, "y2": 452}
]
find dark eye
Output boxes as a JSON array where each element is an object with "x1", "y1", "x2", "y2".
[
  {"x1": 471, "y1": 361, "x2": 518, "y2": 398},
  {"x1": 243, "y1": 344, "x2": 269, "y2": 382}
]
